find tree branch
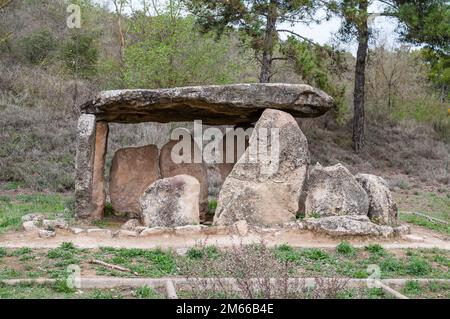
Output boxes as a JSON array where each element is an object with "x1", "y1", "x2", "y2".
[{"x1": 276, "y1": 29, "x2": 317, "y2": 46}]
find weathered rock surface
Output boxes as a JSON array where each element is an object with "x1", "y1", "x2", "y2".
[
  {"x1": 109, "y1": 145, "x2": 160, "y2": 217},
  {"x1": 304, "y1": 163, "x2": 369, "y2": 218},
  {"x1": 139, "y1": 174, "x2": 200, "y2": 227},
  {"x1": 21, "y1": 214, "x2": 44, "y2": 223},
  {"x1": 43, "y1": 219, "x2": 69, "y2": 230},
  {"x1": 216, "y1": 131, "x2": 249, "y2": 183},
  {"x1": 214, "y1": 109, "x2": 309, "y2": 226},
  {"x1": 22, "y1": 221, "x2": 39, "y2": 232},
  {"x1": 80, "y1": 84, "x2": 335, "y2": 125},
  {"x1": 91, "y1": 121, "x2": 109, "y2": 220},
  {"x1": 304, "y1": 215, "x2": 409, "y2": 237},
  {"x1": 75, "y1": 114, "x2": 96, "y2": 219},
  {"x1": 356, "y1": 173, "x2": 398, "y2": 226},
  {"x1": 38, "y1": 229, "x2": 56, "y2": 239},
  {"x1": 159, "y1": 138, "x2": 208, "y2": 213}
]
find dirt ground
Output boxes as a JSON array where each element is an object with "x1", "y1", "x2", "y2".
[{"x1": 0, "y1": 224, "x2": 448, "y2": 250}]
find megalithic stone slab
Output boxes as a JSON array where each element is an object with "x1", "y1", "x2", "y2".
[
  {"x1": 91, "y1": 121, "x2": 109, "y2": 220},
  {"x1": 109, "y1": 145, "x2": 161, "y2": 217},
  {"x1": 80, "y1": 83, "x2": 335, "y2": 125},
  {"x1": 75, "y1": 114, "x2": 96, "y2": 219},
  {"x1": 213, "y1": 109, "x2": 310, "y2": 227}
]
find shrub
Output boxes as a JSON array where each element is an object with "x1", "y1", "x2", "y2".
[
  {"x1": 0, "y1": 247, "x2": 7, "y2": 258},
  {"x1": 19, "y1": 29, "x2": 56, "y2": 64},
  {"x1": 406, "y1": 257, "x2": 432, "y2": 276},
  {"x1": 135, "y1": 285, "x2": 158, "y2": 299},
  {"x1": 380, "y1": 257, "x2": 404, "y2": 274},
  {"x1": 61, "y1": 31, "x2": 99, "y2": 78},
  {"x1": 336, "y1": 241, "x2": 355, "y2": 256},
  {"x1": 187, "y1": 248, "x2": 204, "y2": 259},
  {"x1": 402, "y1": 280, "x2": 422, "y2": 296},
  {"x1": 365, "y1": 244, "x2": 385, "y2": 256},
  {"x1": 53, "y1": 279, "x2": 75, "y2": 293},
  {"x1": 302, "y1": 248, "x2": 330, "y2": 261},
  {"x1": 275, "y1": 244, "x2": 301, "y2": 262}
]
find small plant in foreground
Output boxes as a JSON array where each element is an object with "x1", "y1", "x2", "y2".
[
  {"x1": 406, "y1": 257, "x2": 431, "y2": 276},
  {"x1": 336, "y1": 241, "x2": 355, "y2": 256},
  {"x1": 53, "y1": 279, "x2": 75, "y2": 294},
  {"x1": 275, "y1": 244, "x2": 300, "y2": 262},
  {"x1": 135, "y1": 285, "x2": 158, "y2": 299},
  {"x1": 365, "y1": 244, "x2": 385, "y2": 255},
  {"x1": 187, "y1": 248, "x2": 204, "y2": 259},
  {"x1": 402, "y1": 280, "x2": 422, "y2": 296}
]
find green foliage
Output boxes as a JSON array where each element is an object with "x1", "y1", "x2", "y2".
[
  {"x1": 302, "y1": 248, "x2": 330, "y2": 261},
  {"x1": 89, "y1": 289, "x2": 116, "y2": 299},
  {"x1": 208, "y1": 199, "x2": 218, "y2": 214},
  {"x1": 124, "y1": 14, "x2": 245, "y2": 88},
  {"x1": 402, "y1": 280, "x2": 422, "y2": 296},
  {"x1": 393, "y1": 0, "x2": 450, "y2": 54},
  {"x1": 19, "y1": 29, "x2": 57, "y2": 64},
  {"x1": 336, "y1": 241, "x2": 355, "y2": 256},
  {"x1": 275, "y1": 244, "x2": 301, "y2": 262},
  {"x1": 406, "y1": 257, "x2": 432, "y2": 276},
  {"x1": 365, "y1": 244, "x2": 385, "y2": 256},
  {"x1": 400, "y1": 213, "x2": 450, "y2": 235},
  {"x1": 61, "y1": 31, "x2": 99, "y2": 78},
  {"x1": 135, "y1": 285, "x2": 159, "y2": 299},
  {"x1": 0, "y1": 194, "x2": 65, "y2": 234},
  {"x1": 53, "y1": 279, "x2": 75, "y2": 294},
  {"x1": 367, "y1": 287, "x2": 385, "y2": 299},
  {"x1": 187, "y1": 248, "x2": 204, "y2": 259},
  {"x1": 280, "y1": 36, "x2": 348, "y2": 124},
  {"x1": 0, "y1": 247, "x2": 6, "y2": 258}
]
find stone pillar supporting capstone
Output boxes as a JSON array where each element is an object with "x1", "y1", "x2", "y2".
[
  {"x1": 91, "y1": 121, "x2": 109, "y2": 220},
  {"x1": 75, "y1": 114, "x2": 109, "y2": 220}
]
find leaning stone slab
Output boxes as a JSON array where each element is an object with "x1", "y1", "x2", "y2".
[
  {"x1": 80, "y1": 83, "x2": 335, "y2": 125},
  {"x1": 75, "y1": 114, "x2": 96, "y2": 219},
  {"x1": 139, "y1": 175, "x2": 200, "y2": 228},
  {"x1": 109, "y1": 145, "x2": 160, "y2": 217},
  {"x1": 356, "y1": 173, "x2": 399, "y2": 226},
  {"x1": 214, "y1": 109, "x2": 309, "y2": 227},
  {"x1": 304, "y1": 163, "x2": 369, "y2": 218}
]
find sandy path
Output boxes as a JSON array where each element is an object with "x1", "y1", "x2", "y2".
[{"x1": 0, "y1": 224, "x2": 448, "y2": 250}]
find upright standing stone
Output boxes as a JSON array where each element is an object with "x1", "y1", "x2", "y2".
[
  {"x1": 356, "y1": 173, "x2": 399, "y2": 226},
  {"x1": 159, "y1": 138, "x2": 208, "y2": 213},
  {"x1": 91, "y1": 122, "x2": 109, "y2": 220},
  {"x1": 214, "y1": 109, "x2": 310, "y2": 227},
  {"x1": 75, "y1": 114, "x2": 96, "y2": 219},
  {"x1": 304, "y1": 163, "x2": 369, "y2": 218},
  {"x1": 109, "y1": 145, "x2": 160, "y2": 217}
]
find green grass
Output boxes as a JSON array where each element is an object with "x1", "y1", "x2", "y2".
[
  {"x1": 400, "y1": 213, "x2": 450, "y2": 235},
  {"x1": 336, "y1": 241, "x2": 356, "y2": 256},
  {"x1": 0, "y1": 193, "x2": 70, "y2": 233},
  {"x1": 0, "y1": 182, "x2": 25, "y2": 191},
  {"x1": 135, "y1": 285, "x2": 160, "y2": 299}
]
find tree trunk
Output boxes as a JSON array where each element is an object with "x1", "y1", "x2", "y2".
[
  {"x1": 259, "y1": 2, "x2": 277, "y2": 83},
  {"x1": 352, "y1": 0, "x2": 369, "y2": 152}
]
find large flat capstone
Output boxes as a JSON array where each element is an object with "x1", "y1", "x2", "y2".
[{"x1": 80, "y1": 83, "x2": 335, "y2": 125}]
